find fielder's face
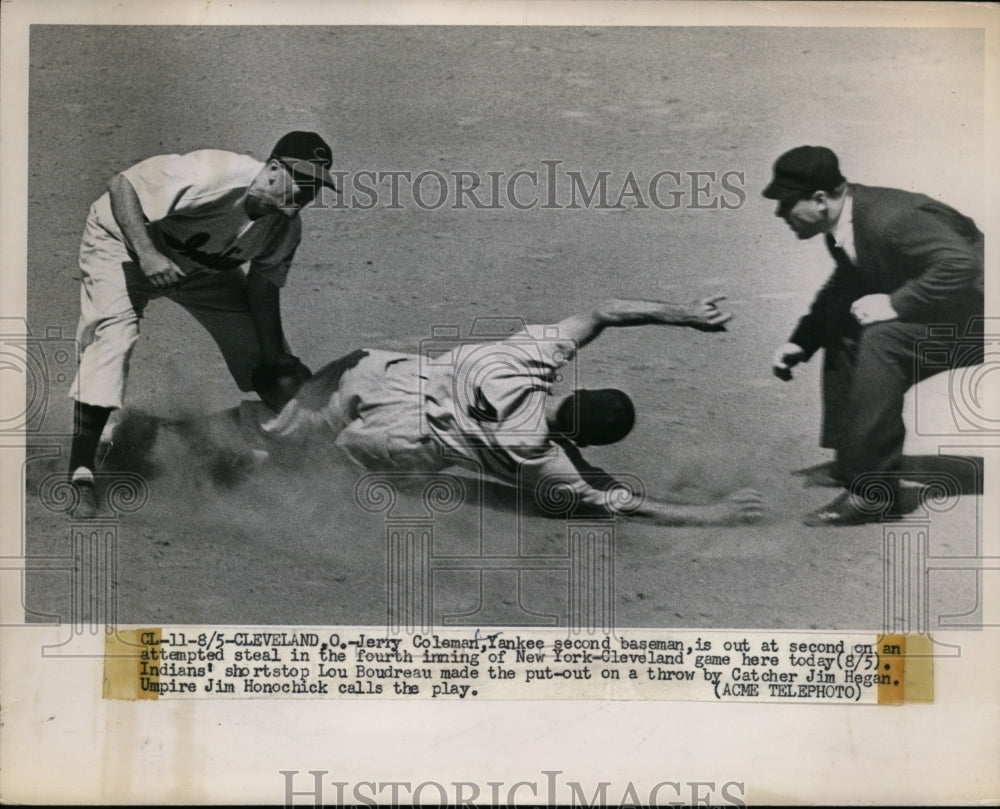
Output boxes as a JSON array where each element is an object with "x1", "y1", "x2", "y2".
[
  {"x1": 245, "y1": 160, "x2": 318, "y2": 219},
  {"x1": 775, "y1": 192, "x2": 828, "y2": 240}
]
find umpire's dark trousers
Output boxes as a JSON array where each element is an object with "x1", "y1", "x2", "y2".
[{"x1": 820, "y1": 319, "x2": 984, "y2": 490}]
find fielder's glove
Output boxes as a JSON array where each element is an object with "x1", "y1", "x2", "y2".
[{"x1": 252, "y1": 355, "x2": 313, "y2": 413}]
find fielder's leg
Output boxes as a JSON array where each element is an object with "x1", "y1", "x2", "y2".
[
  {"x1": 68, "y1": 207, "x2": 148, "y2": 517},
  {"x1": 166, "y1": 269, "x2": 267, "y2": 391}
]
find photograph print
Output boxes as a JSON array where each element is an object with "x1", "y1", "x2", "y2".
[{"x1": 19, "y1": 21, "x2": 990, "y2": 634}]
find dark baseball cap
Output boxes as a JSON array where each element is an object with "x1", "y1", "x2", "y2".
[
  {"x1": 269, "y1": 131, "x2": 338, "y2": 192},
  {"x1": 762, "y1": 145, "x2": 846, "y2": 202}
]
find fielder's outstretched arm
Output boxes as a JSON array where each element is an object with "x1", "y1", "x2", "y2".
[
  {"x1": 553, "y1": 296, "x2": 731, "y2": 350},
  {"x1": 262, "y1": 349, "x2": 371, "y2": 439},
  {"x1": 245, "y1": 270, "x2": 289, "y2": 364}
]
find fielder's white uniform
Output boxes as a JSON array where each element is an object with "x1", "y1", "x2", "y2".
[
  {"x1": 263, "y1": 326, "x2": 613, "y2": 509},
  {"x1": 72, "y1": 149, "x2": 301, "y2": 409}
]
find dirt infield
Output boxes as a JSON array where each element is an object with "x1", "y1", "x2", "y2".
[{"x1": 23, "y1": 26, "x2": 985, "y2": 629}]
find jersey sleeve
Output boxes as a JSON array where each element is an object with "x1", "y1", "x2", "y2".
[
  {"x1": 119, "y1": 150, "x2": 261, "y2": 223},
  {"x1": 248, "y1": 216, "x2": 302, "y2": 288},
  {"x1": 517, "y1": 443, "x2": 613, "y2": 514},
  {"x1": 514, "y1": 323, "x2": 579, "y2": 370}
]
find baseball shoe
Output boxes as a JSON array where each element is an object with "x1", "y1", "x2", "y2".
[
  {"x1": 803, "y1": 489, "x2": 908, "y2": 527},
  {"x1": 793, "y1": 462, "x2": 846, "y2": 489},
  {"x1": 71, "y1": 478, "x2": 99, "y2": 519},
  {"x1": 99, "y1": 409, "x2": 162, "y2": 478},
  {"x1": 801, "y1": 469, "x2": 847, "y2": 489}
]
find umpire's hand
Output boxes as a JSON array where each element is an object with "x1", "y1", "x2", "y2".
[{"x1": 772, "y1": 342, "x2": 807, "y2": 381}]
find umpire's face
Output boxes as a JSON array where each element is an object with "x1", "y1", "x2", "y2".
[
  {"x1": 245, "y1": 160, "x2": 318, "y2": 219},
  {"x1": 775, "y1": 191, "x2": 829, "y2": 240}
]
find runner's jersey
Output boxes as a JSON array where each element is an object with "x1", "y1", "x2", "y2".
[
  {"x1": 421, "y1": 325, "x2": 578, "y2": 481},
  {"x1": 264, "y1": 328, "x2": 612, "y2": 510}
]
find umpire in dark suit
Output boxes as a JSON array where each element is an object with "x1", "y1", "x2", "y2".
[{"x1": 764, "y1": 146, "x2": 984, "y2": 526}]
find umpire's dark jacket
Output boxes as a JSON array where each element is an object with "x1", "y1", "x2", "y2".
[{"x1": 789, "y1": 184, "x2": 984, "y2": 358}]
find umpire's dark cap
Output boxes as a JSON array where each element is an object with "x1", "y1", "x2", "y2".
[
  {"x1": 763, "y1": 145, "x2": 846, "y2": 202},
  {"x1": 269, "y1": 131, "x2": 339, "y2": 192}
]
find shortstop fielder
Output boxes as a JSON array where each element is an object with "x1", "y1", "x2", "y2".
[
  {"x1": 239, "y1": 296, "x2": 762, "y2": 525},
  {"x1": 68, "y1": 131, "x2": 336, "y2": 517}
]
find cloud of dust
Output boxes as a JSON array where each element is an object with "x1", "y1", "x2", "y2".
[
  {"x1": 656, "y1": 442, "x2": 767, "y2": 503},
  {"x1": 102, "y1": 406, "x2": 371, "y2": 541}
]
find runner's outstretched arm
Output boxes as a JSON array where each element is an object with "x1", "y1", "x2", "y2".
[
  {"x1": 553, "y1": 296, "x2": 731, "y2": 350},
  {"x1": 527, "y1": 443, "x2": 763, "y2": 526}
]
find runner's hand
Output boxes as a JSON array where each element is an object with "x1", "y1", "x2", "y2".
[{"x1": 684, "y1": 296, "x2": 732, "y2": 331}]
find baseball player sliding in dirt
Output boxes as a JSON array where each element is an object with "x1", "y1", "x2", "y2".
[
  {"x1": 187, "y1": 295, "x2": 762, "y2": 526},
  {"x1": 67, "y1": 132, "x2": 336, "y2": 517}
]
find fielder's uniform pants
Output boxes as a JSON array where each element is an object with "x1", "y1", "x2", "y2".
[
  {"x1": 820, "y1": 319, "x2": 984, "y2": 488},
  {"x1": 71, "y1": 204, "x2": 266, "y2": 409}
]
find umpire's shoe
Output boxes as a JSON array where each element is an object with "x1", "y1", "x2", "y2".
[
  {"x1": 70, "y1": 469, "x2": 99, "y2": 519},
  {"x1": 803, "y1": 486, "x2": 912, "y2": 527}
]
